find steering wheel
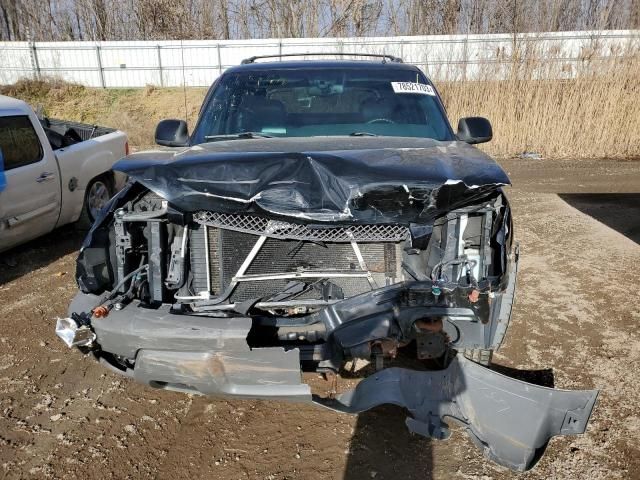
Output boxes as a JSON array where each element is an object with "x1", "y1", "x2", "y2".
[{"x1": 366, "y1": 118, "x2": 396, "y2": 124}]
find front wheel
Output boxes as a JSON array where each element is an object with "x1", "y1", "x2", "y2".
[
  {"x1": 77, "y1": 175, "x2": 114, "y2": 229},
  {"x1": 462, "y1": 348, "x2": 493, "y2": 366}
]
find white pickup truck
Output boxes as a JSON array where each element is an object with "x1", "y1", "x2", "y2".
[{"x1": 0, "y1": 95, "x2": 128, "y2": 253}]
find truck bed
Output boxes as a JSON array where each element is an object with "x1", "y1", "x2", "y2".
[{"x1": 40, "y1": 117, "x2": 116, "y2": 149}]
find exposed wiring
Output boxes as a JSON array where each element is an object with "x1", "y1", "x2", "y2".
[
  {"x1": 94, "y1": 262, "x2": 148, "y2": 310},
  {"x1": 430, "y1": 256, "x2": 479, "y2": 291}
]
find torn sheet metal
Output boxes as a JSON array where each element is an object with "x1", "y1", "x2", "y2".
[
  {"x1": 315, "y1": 355, "x2": 598, "y2": 472},
  {"x1": 113, "y1": 137, "x2": 510, "y2": 224}
]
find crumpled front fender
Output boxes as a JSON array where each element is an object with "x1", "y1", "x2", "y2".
[{"x1": 315, "y1": 355, "x2": 598, "y2": 472}]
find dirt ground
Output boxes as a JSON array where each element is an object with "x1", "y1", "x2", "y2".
[{"x1": 0, "y1": 158, "x2": 639, "y2": 480}]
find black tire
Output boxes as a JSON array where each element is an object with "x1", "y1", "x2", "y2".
[
  {"x1": 462, "y1": 348, "x2": 493, "y2": 366},
  {"x1": 76, "y1": 174, "x2": 114, "y2": 230}
]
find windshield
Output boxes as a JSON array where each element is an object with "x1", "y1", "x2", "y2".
[{"x1": 191, "y1": 67, "x2": 455, "y2": 144}]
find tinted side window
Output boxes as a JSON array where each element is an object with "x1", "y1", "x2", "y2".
[{"x1": 0, "y1": 115, "x2": 43, "y2": 170}]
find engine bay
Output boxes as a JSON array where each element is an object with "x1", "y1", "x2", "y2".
[{"x1": 73, "y1": 185, "x2": 514, "y2": 373}]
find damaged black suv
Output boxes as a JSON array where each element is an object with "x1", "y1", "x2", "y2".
[{"x1": 58, "y1": 54, "x2": 597, "y2": 471}]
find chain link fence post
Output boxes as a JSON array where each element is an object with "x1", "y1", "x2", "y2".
[
  {"x1": 95, "y1": 45, "x2": 106, "y2": 88},
  {"x1": 157, "y1": 45, "x2": 163, "y2": 86},
  {"x1": 423, "y1": 37, "x2": 430, "y2": 76},
  {"x1": 29, "y1": 41, "x2": 40, "y2": 80},
  {"x1": 462, "y1": 36, "x2": 469, "y2": 81},
  {"x1": 27, "y1": 35, "x2": 40, "y2": 80}
]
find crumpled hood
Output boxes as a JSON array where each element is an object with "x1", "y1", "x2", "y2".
[{"x1": 114, "y1": 137, "x2": 510, "y2": 224}]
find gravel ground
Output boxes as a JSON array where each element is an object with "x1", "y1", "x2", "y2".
[{"x1": 0, "y1": 158, "x2": 638, "y2": 480}]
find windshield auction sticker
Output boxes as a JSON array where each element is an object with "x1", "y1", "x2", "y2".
[{"x1": 391, "y1": 82, "x2": 436, "y2": 95}]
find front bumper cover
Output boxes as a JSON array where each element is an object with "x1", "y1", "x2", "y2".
[{"x1": 64, "y1": 291, "x2": 597, "y2": 472}]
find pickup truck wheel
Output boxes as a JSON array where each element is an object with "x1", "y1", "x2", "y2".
[
  {"x1": 77, "y1": 175, "x2": 114, "y2": 229},
  {"x1": 462, "y1": 348, "x2": 493, "y2": 366}
]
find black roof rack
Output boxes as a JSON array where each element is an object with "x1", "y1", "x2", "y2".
[{"x1": 241, "y1": 52, "x2": 403, "y2": 65}]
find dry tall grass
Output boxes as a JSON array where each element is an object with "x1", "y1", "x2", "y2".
[
  {"x1": 2, "y1": 49, "x2": 639, "y2": 159},
  {"x1": 438, "y1": 43, "x2": 640, "y2": 159}
]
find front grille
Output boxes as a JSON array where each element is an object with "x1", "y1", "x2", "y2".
[
  {"x1": 189, "y1": 214, "x2": 405, "y2": 304},
  {"x1": 193, "y1": 211, "x2": 408, "y2": 242}
]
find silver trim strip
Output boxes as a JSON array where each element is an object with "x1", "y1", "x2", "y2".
[{"x1": 233, "y1": 271, "x2": 371, "y2": 282}]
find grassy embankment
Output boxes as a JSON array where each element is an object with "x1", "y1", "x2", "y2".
[
  {"x1": 2, "y1": 52, "x2": 638, "y2": 159},
  {"x1": 0, "y1": 81, "x2": 206, "y2": 151}
]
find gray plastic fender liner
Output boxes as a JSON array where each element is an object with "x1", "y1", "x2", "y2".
[{"x1": 315, "y1": 355, "x2": 598, "y2": 472}]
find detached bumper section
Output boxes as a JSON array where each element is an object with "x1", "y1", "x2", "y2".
[
  {"x1": 317, "y1": 357, "x2": 597, "y2": 472},
  {"x1": 67, "y1": 292, "x2": 310, "y2": 401},
  {"x1": 64, "y1": 291, "x2": 597, "y2": 472}
]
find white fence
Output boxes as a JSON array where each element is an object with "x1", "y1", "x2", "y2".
[{"x1": 1, "y1": 30, "x2": 638, "y2": 88}]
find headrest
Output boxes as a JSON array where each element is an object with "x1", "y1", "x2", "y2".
[
  {"x1": 360, "y1": 96, "x2": 397, "y2": 121},
  {"x1": 241, "y1": 96, "x2": 286, "y2": 129}
]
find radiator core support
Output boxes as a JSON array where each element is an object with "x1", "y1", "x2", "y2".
[{"x1": 184, "y1": 218, "x2": 406, "y2": 308}]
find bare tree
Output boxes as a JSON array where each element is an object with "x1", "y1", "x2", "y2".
[{"x1": 0, "y1": 0, "x2": 637, "y2": 42}]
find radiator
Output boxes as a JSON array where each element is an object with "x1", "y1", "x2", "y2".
[{"x1": 189, "y1": 219, "x2": 404, "y2": 303}]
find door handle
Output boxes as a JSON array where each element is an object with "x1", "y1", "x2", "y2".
[{"x1": 36, "y1": 172, "x2": 55, "y2": 183}]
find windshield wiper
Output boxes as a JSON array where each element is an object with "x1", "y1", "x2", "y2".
[
  {"x1": 349, "y1": 132, "x2": 378, "y2": 137},
  {"x1": 204, "y1": 132, "x2": 274, "y2": 141}
]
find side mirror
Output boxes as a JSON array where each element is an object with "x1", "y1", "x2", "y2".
[
  {"x1": 457, "y1": 117, "x2": 492, "y2": 144},
  {"x1": 155, "y1": 119, "x2": 189, "y2": 147}
]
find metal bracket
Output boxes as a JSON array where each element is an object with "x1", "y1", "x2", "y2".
[{"x1": 114, "y1": 211, "x2": 131, "y2": 292}]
